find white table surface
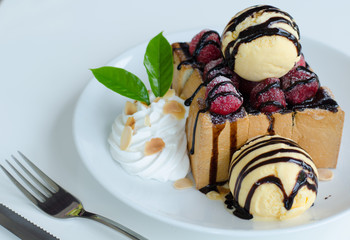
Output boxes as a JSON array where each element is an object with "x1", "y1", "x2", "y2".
[{"x1": 0, "y1": 0, "x2": 349, "y2": 239}]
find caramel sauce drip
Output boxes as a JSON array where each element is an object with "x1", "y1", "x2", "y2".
[{"x1": 266, "y1": 114, "x2": 275, "y2": 135}]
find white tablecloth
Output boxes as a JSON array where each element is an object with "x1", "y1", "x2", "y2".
[{"x1": 0, "y1": 0, "x2": 349, "y2": 239}]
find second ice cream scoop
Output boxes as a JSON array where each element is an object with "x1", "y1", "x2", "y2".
[{"x1": 228, "y1": 134, "x2": 318, "y2": 220}]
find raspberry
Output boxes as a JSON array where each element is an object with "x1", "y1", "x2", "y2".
[
  {"x1": 250, "y1": 78, "x2": 286, "y2": 113},
  {"x1": 205, "y1": 76, "x2": 243, "y2": 115},
  {"x1": 203, "y1": 58, "x2": 240, "y2": 89},
  {"x1": 189, "y1": 30, "x2": 222, "y2": 65},
  {"x1": 203, "y1": 58, "x2": 225, "y2": 80},
  {"x1": 281, "y1": 66, "x2": 319, "y2": 105}
]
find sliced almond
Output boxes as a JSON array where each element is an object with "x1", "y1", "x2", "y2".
[
  {"x1": 144, "y1": 138, "x2": 165, "y2": 156},
  {"x1": 144, "y1": 115, "x2": 151, "y2": 127},
  {"x1": 163, "y1": 100, "x2": 186, "y2": 120},
  {"x1": 140, "y1": 101, "x2": 150, "y2": 108},
  {"x1": 206, "y1": 191, "x2": 222, "y2": 201},
  {"x1": 120, "y1": 126, "x2": 133, "y2": 150},
  {"x1": 153, "y1": 97, "x2": 161, "y2": 103},
  {"x1": 163, "y1": 89, "x2": 175, "y2": 99},
  {"x1": 318, "y1": 168, "x2": 334, "y2": 181},
  {"x1": 124, "y1": 101, "x2": 137, "y2": 115},
  {"x1": 125, "y1": 116, "x2": 136, "y2": 130},
  {"x1": 217, "y1": 185, "x2": 230, "y2": 198},
  {"x1": 173, "y1": 177, "x2": 193, "y2": 190}
]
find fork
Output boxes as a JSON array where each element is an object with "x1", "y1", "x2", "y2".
[{"x1": 0, "y1": 151, "x2": 147, "y2": 240}]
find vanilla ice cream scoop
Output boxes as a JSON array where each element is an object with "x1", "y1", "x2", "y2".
[
  {"x1": 221, "y1": 5, "x2": 301, "y2": 82},
  {"x1": 228, "y1": 135, "x2": 318, "y2": 220}
]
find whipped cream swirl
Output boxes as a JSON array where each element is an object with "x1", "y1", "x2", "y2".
[{"x1": 108, "y1": 91, "x2": 190, "y2": 182}]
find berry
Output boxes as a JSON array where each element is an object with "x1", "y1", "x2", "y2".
[
  {"x1": 203, "y1": 58, "x2": 240, "y2": 89},
  {"x1": 281, "y1": 66, "x2": 319, "y2": 105},
  {"x1": 250, "y1": 78, "x2": 286, "y2": 113},
  {"x1": 189, "y1": 30, "x2": 222, "y2": 65},
  {"x1": 203, "y1": 58, "x2": 225, "y2": 80},
  {"x1": 205, "y1": 76, "x2": 243, "y2": 115}
]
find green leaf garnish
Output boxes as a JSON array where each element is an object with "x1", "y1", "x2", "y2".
[
  {"x1": 91, "y1": 66, "x2": 150, "y2": 105},
  {"x1": 92, "y1": 32, "x2": 173, "y2": 105},
  {"x1": 144, "y1": 32, "x2": 173, "y2": 97}
]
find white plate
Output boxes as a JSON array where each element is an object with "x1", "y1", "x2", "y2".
[{"x1": 73, "y1": 29, "x2": 350, "y2": 236}]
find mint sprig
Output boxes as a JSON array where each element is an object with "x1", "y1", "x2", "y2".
[{"x1": 91, "y1": 32, "x2": 173, "y2": 105}]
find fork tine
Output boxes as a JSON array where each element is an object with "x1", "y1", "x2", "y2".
[
  {"x1": 12, "y1": 155, "x2": 53, "y2": 196},
  {"x1": 17, "y1": 151, "x2": 59, "y2": 192},
  {"x1": 5, "y1": 160, "x2": 47, "y2": 201},
  {"x1": 0, "y1": 164, "x2": 40, "y2": 206}
]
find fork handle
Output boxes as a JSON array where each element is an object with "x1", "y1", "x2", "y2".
[{"x1": 81, "y1": 211, "x2": 147, "y2": 240}]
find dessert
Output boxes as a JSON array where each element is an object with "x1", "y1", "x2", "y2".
[
  {"x1": 226, "y1": 135, "x2": 318, "y2": 220},
  {"x1": 108, "y1": 91, "x2": 190, "y2": 182},
  {"x1": 172, "y1": 5, "x2": 344, "y2": 191},
  {"x1": 92, "y1": 7, "x2": 344, "y2": 221}
]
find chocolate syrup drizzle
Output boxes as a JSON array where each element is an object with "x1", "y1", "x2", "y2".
[
  {"x1": 259, "y1": 101, "x2": 285, "y2": 112},
  {"x1": 256, "y1": 81, "x2": 280, "y2": 98},
  {"x1": 223, "y1": 5, "x2": 301, "y2": 70},
  {"x1": 226, "y1": 136, "x2": 318, "y2": 219},
  {"x1": 292, "y1": 87, "x2": 338, "y2": 112},
  {"x1": 210, "y1": 124, "x2": 226, "y2": 184},
  {"x1": 284, "y1": 66, "x2": 320, "y2": 92},
  {"x1": 230, "y1": 121, "x2": 238, "y2": 159},
  {"x1": 199, "y1": 181, "x2": 227, "y2": 194},
  {"x1": 225, "y1": 5, "x2": 299, "y2": 35},
  {"x1": 229, "y1": 136, "x2": 300, "y2": 173},
  {"x1": 174, "y1": 43, "x2": 194, "y2": 70},
  {"x1": 255, "y1": 80, "x2": 286, "y2": 111}
]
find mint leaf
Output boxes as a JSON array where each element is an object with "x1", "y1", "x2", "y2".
[
  {"x1": 144, "y1": 32, "x2": 173, "y2": 97},
  {"x1": 91, "y1": 66, "x2": 150, "y2": 105}
]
